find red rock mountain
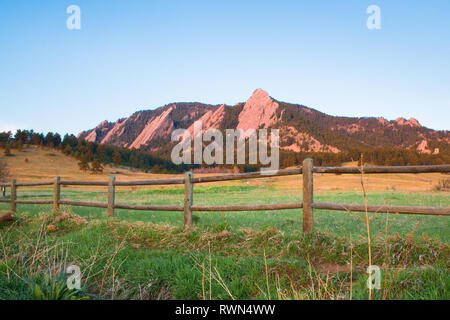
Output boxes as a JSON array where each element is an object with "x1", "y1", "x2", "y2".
[{"x1": 79, "y1": 89, "x2": 450, "y2": 155}]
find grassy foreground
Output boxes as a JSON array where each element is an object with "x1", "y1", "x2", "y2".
[{"x1": 0, "y1": 187, "x2": 448, "y2": 300}]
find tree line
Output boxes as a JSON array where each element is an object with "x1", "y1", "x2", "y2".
[
  {"x1": 1, "y1": 129, "x2": 448, "y2": 175},
  {"x1": 279, "y1": 147, "x2": 450, "y2": 167},
  {"x1": 0, "y1": 130, "x2": 195, "y2": 174}
]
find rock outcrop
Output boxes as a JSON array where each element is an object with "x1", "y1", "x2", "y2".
[
  {"x1": 78, "y1": 89, "x2": 449, "y2": 155},
  {"x1": 237, "y1": 89, "x2": 279, "y2": 133}
]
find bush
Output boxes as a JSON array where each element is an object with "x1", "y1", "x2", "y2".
[{"x1": 29, "y1": 274, "x2": 89, "y2": 300}]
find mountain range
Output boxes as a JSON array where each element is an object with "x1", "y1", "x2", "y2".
[{"x1": 79, "y1": 89, "x2": 450, "y2": 157}]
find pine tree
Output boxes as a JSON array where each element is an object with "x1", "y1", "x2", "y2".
[
  {"x1": 113, "y1": 150, "x2": 121, "y2": 167},
  {"x1": 78, "y1": 154, "x2": 90, "y2": 172},
  {"x1": 130, "y1": 153, "x2": 138, "y2": 168},
  {"x1": 97, "y1": 145, "x2": 105, "y2": 161},
  {"x1": 63, "y1": 144, "x2": 72, "y2": 155},
  {"x1": 91, "y1": 158, "x2": 103, "y2": 174},
  {"x1": 86, "y1": 149, "x2": 94, "y2": 162}
]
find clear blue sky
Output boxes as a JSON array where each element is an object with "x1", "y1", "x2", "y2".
[{"x1": 1, "y1": 0, "x2": 449, "y2": 135}]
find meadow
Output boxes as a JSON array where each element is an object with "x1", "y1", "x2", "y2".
[{"x1": 0, "y1": 147, "x2": 448, "y2": 300}]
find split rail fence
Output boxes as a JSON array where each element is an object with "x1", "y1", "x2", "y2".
[{"x1": 1, "y1": 160, "x2": 449, "y2": 233}]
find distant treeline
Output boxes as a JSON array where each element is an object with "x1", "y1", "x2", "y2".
[
  {"x1": 0, "y1": 130, "x2": 195, "y2": 174},
  {"x1": 280, "y1": 147, "x2": 450, "y2": 167},
  {"x1": 0, "y1": 130, "x2": 448, "y2": 174}
]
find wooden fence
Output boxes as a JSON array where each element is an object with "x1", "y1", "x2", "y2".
[{"x1": 1, "y1": 160, "x2": 449, "y2": 233}]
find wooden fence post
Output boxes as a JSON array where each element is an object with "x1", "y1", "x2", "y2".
[
  {"x1": 108, "y1": 176, "x2": 116, "y2": 217},
  {"x1": 302, "y1": 158, "x2": 313, "y2": 234},
  {"x1": 184, "y1": 172, "x2": 193, "y2": 229},
  {"x1": 53, "y1": 176, "x2": 60, "y2": 213},
  {"x1": 10, "y1": 179, "x2": 16, "y2": 212}
]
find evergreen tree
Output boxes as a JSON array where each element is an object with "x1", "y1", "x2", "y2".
[
  {"x1": 91, "y1": 158, "x2": 103, "y2": 174},
  {"x1": 97, "y1": 145, "x2": 105, "y2": 161},
  {"x1": 78, "y1": 154, "x2": 90, "y2": 172},
  {"x1": 63, "y1": 144, "x2": 72, "y2": 155},
  {"x1": 86, "y1": 149, "x2": 94, "y2": 162},
  {"x1": 113, "y1": 150, "x2": 121, "y2": 167},
  {"x1": 130, "y1": 153, "x2": 138, "y2": 168}
]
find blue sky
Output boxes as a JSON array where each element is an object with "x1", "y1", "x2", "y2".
[{"x1": 1, "y1": 0, "x2": 449, "y2": 135}]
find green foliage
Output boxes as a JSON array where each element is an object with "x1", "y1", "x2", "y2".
[
  {"x1": 213, "y1": 221, "x2": 230, "y2": 232},
  {"x1": 352, "y1": 267, "x2": 450, "y2": 300},
  {"x1": 28, "y1": 275, "x2": 89, "y2": 300},
  {"x1": 133, "y1": 185, "x2": 260, "y2": 196},
  {"x1": 0, "y1": 187, "x2": 448, "y2": 300}
]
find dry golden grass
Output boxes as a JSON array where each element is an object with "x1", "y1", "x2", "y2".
[
  {"x1": 0, "y1": 146, "x2": 447, "y2": 192},
  {"x1": 0, "y1": 146, "x2": 174, "y2": 182},
  {"x1": 269, "y1": 172, "x2": 446, "y2": 193}
]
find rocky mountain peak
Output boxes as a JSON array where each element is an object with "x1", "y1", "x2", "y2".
[
  {"x1": 236, "y1": 89, "x2": 279, "y2": 133},
  {"x1": 78, "y1": 89, "x2": 448, "y2": 156},
  {"x1": 395, "y1": 117, "x2": 422, "y2": 127}
]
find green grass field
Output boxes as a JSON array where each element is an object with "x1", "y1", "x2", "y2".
[{"x1": 0, "y1": 186, "x2": 449, "y2": 300}]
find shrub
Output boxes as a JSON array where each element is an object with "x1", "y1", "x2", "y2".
[{"x1": 29, "y1": 274, "x2": 89, "y2": 300}]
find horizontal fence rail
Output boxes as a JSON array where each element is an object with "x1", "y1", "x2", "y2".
[
  {"x1": 312, "y1": 203, "x2": 450, "y2": 216},
  {"x1": 191, "y1": 203, "x2": 303, "y2": 212},
  {"x1": 116, "y1": 179, "x2": 185, "y2": 186},
  {"x1": 58, "y1": 200, "x2": 108, "y2": 209},
  {"x1": 191, "y1": 167, "x2": 303, "y2": 183},
  {"x1": 60, "y1": 181, "x2": 109, "y2": 186},
  {"x1": 0, "y1": 199, "x2": 53, "y2": 205},
  {"x1": 1, "y1": 163, "x2": 449, "y2": 233},
  {"x1": 313, "y1": 164, "x2": 450, "y2": 174},
  {"x1": 16, "y1": 181, "x2": 54, "y2": 187},
  {"x1": 114, "y1": 204, "x2": 184, "y2": 211}
]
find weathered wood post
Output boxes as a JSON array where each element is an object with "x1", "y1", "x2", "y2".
[
  {"x1": 108, "y1": 176, "x2": 116, "y2": 217},
  {"x1": 10, "y1": 179, "x2": 16, "y2": 212},
  {"x1": 302, "y1": 158, "x2": 313, "y2": 234},
  {"x1": 53, "y1": 176, "x2": 60, "y2": 213},
  {"x1": 184, "y1": 171, "x2": 194, "y2": 229}
]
